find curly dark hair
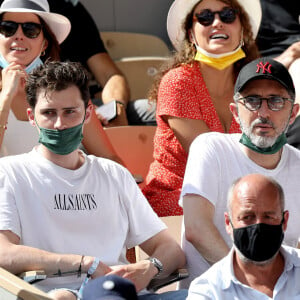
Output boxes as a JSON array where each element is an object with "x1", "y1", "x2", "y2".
[
  {"x1": 26, "y1": 60, "x2": 90, "y2": 108},
  {"x1": 148, "y1": 0, "x2": 260, "y2": 102}
]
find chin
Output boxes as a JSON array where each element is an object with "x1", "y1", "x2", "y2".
[{"x1": 251, "y1": 135, "x2": 277, "y2": 148}]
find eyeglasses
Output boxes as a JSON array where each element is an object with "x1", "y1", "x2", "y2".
[
  {"x1": 0, "y1": 21, "x2": 42, "y2": 39},
  {"x1": 193, "y1": 7, "x2": 238, "y2": 26},
  {"x1": 236, "y1": 96, "x2": 294, "y2": 111}
]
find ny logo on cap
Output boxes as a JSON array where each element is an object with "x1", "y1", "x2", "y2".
[{"x1": 256, "y1": 62, "x2": 272, "y2": 74}]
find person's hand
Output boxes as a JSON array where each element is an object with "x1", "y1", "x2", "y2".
[
  {"x1": 1, "y1": 62, "x2": 27, "y2": 104},
  {"x1": 276, "y1": 41, "x2": 300, "y2": 69},
  {"x1": 108, "y1": 260, "x2": 157, "y2": 292},
  {"x1": 95, "y1": 110, "x2": 109, "y2": 126},
  {"x1": 90, "y1": 260, "x2": 112, "y2": 278}
]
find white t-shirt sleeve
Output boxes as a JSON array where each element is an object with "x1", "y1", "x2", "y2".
[
  {"x1": 179, "y1": 133, "x2": 221, "y2": 207},
  {"x1": 113, "y1": 166, "x2": 166, "y2": 249},
  {"x1": 0, "y1": 168, "x2": 21, "y2": 237}
]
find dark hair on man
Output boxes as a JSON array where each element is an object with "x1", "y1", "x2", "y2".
[{"x1": 26, "y1": 61, "x2": 90, "y2": 109}]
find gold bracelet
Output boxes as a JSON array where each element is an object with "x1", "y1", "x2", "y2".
[{"x1": 0, "y1": 124, "x2": 7, "y2": 130}]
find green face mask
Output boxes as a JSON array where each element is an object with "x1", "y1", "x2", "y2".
[
  {"x1": 36, "y1": 118, "x2": 85, "y2": 155},
  {"x1": 239, "y1": 132, "x2": 287, "y2": 155}
]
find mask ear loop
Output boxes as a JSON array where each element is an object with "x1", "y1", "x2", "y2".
[
  {"x1": 228, "y1": 216, "x2": 235, "y2": 229},
  {"x1": 190, "y1": 31, "x2": 198, "y2": 47},
  {"x1": 240, "y1": 28, "x2": 244, "y2": 48}
]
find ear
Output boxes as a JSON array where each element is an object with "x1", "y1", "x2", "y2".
[
  {"x1": 41, "y1": 39, "x2": 48, "y2": 55},
  {"x1": 289, "y1": 103, "x2": 300, "y2": 125},
  {"x1": 27, "y1": 108, "x2": 36, "y2": 126},
  {"x1": 84, "y1": 103, "x2": 93, "y2": 124},
  {"x1": 229, "y1": 102, "x2": 240, "y2": 124},
  {"x1": 188, "y1": 29, "x2": 195, "y2": 44},
  {"x1": 225, "y1": 212, "x2": 233, "y2": 235},
  {"x1": 282, "y1": 210, "x2": 289, "y2": 232}
]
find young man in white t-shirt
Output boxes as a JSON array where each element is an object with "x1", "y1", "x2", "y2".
[
  {"x1": 180, "y1": 57, "x2": 300, "y2": 288},
  {"x1": 0, "y1": 61, "x2": 186, "y2": 300}
]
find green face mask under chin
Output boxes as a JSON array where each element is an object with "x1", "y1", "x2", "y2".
[
  {"x1": 239, "y1": 132, "x2": 287, "y2": 155},
  {"x1": 36, "y1": 121, "x2": 84, "y2": 155}
]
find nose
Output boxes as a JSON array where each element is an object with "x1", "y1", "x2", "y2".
[
  {"x1": 211, "y1": 13, "x2": 223, "y2": 28},
  {"x1": 53, "y1": 116, "x2": 66, "y2": 130},
  {"x1": 14, "y1": 24, "x2": 24, "y2": 39},
  {"x1": 254, "y1": 217, "x2": 262, "y2": 224}
]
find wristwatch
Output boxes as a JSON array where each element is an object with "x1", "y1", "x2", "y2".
[{"x1": 148, "y1": 257, "x2": 163, "y2": 277}]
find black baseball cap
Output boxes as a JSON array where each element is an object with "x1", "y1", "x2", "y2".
[
  {"x1": 82, "y1": 275, "x2": 138, "y2": 300},
  {"x1": 234, "y1": 57, "x2": 295, "y2": 98}
]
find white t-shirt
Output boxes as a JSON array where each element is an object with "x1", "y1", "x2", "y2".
[
  {"x1": 0, "y1": 148, "x2": 166, "y2": 291},
  {"x1": 179, "y1": 132, "x2": 300, "y2": 288}
]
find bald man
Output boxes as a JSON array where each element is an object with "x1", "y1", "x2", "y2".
[{"x1": 187, "y1": 174, "x2": 300, "y2": 299}]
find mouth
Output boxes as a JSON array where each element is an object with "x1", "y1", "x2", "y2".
[
  {"x1": 256, "y1": 123, "x2": 273, "y2": 129},
  {"x1": 210, "y1": 33, "x2": 229, "y2": 40},
  {"x1": 253, "y1": 123, "x2": 274, "y2": 136},
  {"x1": 10, "y1": 46, "x2": 28, "y2": 52}
]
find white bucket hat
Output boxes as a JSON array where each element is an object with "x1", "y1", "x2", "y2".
[
  {"x1": 0, "y1": 0, "x2": 71, "y2": 44},
  {"x1": 167, "y1": 0, "x2": 262, "y2": 50}
]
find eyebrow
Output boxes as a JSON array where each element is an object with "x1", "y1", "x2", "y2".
[
  {"x1": 239, "y1": 210, "x2": 279, "y2": 216},
  {"x1": 40, "y1": 106, "x2": 80, "y2": 111}
]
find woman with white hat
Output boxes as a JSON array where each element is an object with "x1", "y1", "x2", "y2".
[
  {"x1": 0, "y1": 0, "x2": 123, "y2": 165},
  {"x1": 142, "y1": 0, "x2": 262, "y2": 217}
]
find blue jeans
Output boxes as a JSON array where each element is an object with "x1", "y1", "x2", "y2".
[{"x1": 138, "y1": 289, "x2": 188, "y2": 300}]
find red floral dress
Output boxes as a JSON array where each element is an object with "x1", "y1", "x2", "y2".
[{"x1": 142, "y1": 63, "x2": 241, "y2": 216}]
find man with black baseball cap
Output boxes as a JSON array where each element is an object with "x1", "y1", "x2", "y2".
[{"x1": 179, "y1": 57, "x2": 300, "y2": 288}]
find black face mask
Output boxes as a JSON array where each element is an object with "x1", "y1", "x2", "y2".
[{"x1": 232, "y1": 217, "x2": 284, "y2": 262}]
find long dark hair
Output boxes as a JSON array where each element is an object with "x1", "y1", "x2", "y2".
[{"x1": 148, "y1": 0, "x2": 260, "y2": 102}]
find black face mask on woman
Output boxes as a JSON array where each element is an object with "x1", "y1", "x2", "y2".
[{"x1": 231, "y1": 215, "x2": 285, "y2": 262}]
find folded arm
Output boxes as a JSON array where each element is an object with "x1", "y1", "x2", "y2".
[
  {"x1": 166, "y1": 116, "x2": 210, "y2": 153},
  {"x1": 0, "y1": 230, "x2": 111, "y2": 277},
  {"x1": 183, "y1": 194, "x2": 229, "y2": 265},
  {"x1": 87, "y1": 53, "x2": 130, "y2": 106}
]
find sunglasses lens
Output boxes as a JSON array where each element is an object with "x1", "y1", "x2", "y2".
[
  {"x1": 195, "y1": 7, "x2": 237, "y2": 26},
  {"x1": 0, "y1": 21, "x2": 18, "y2": 37},
  {"x1": 219, "y1": 7, "x2": 237, "y2": 23},
  {"x1": 196, "y1": 10, "x2": 214, "y2": 26},
  {"x1": 22, "y1": 22, "x2": 42, "y2": 38}
]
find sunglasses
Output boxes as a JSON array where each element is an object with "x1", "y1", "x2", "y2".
[
  {"x1": 0, "y1": 21, "x2": 42, "y2": 39},
  {"x1": 194, "y1": 7, "x2": 238, "y2": 27},
  {"x1": 236, "y1": 96, "x2": 294, "y2": 112}
]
